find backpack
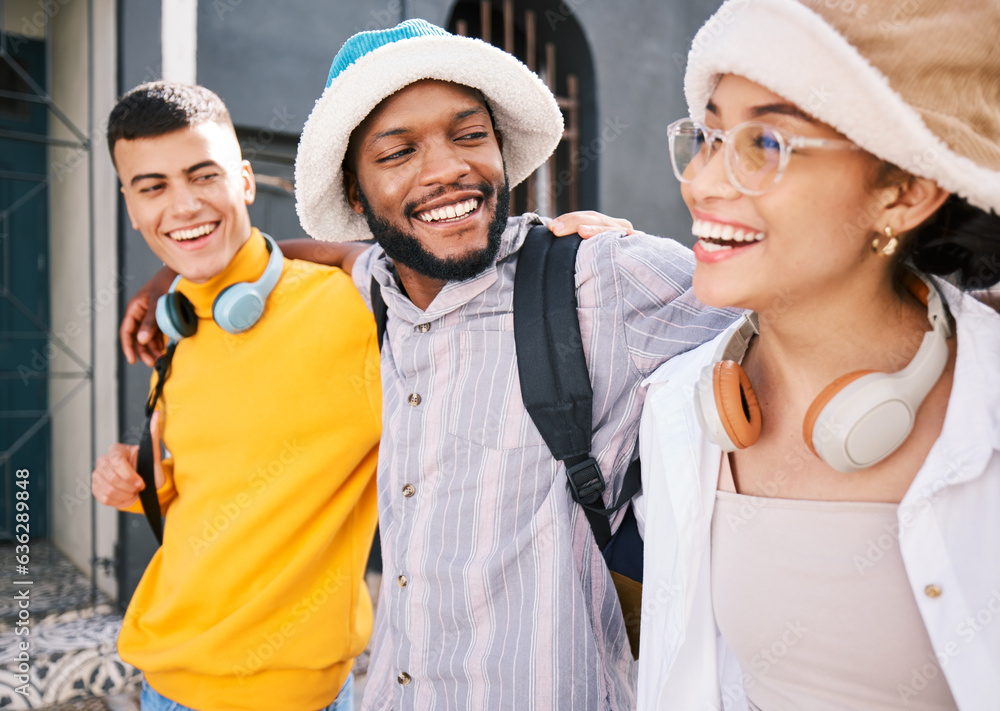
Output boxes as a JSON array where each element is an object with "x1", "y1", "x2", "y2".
[{"x1": 371, "y1": 224, "x2": 643, "y2": 658}]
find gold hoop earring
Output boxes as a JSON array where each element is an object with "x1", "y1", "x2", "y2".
[{"x1": 871, "y1": 225, "x2": 899, "y2": 257}]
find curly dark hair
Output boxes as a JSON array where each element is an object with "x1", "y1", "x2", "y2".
[{"x1": 901, "y1": 196, "x2": 1000, "y2": 291}]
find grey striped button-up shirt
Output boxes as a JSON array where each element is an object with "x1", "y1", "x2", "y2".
[{"x1": 352, "y1": 215, "x2": 735, "y2": 710}]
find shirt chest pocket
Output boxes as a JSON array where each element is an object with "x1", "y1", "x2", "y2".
[{"x1": 447, "y1": 329, "x2": 547, "y2": 451}]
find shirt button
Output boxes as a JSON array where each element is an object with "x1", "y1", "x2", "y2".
[
  {"x1": 408, "y1": 393, "x2": 421, "y2": 406},
  {"x1": 924, "y1": 584, "x2": 943, "y2": 599},
  {"x1": 398, "y1": 671, "x2": 412, "y2": 685},
  {"x1": 417, "y1": 323, "x2": 431, "y2": 333},
  {"x1": 402, "y1": 483, "x2": 416, "y2": 497},
  {"x1": 397, "y1": 574, "x2": 408, "y2": 588}
]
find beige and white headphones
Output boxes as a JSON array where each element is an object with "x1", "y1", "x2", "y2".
[{"x1": 693, "y1": 273, "x2": 952, "y2": 473}]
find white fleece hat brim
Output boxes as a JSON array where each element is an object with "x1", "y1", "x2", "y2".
[{"x1": 295, "y1": 34, "x2": 564, "y2": 243}]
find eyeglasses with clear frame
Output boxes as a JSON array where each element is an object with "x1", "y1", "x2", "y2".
[{"x1": 667, "y1": 118, "x2": 861, "y2": 195}]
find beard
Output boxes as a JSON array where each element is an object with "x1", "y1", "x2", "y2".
[{"x1": 357, "y1": 175, "x2": 511, "y2": 282}]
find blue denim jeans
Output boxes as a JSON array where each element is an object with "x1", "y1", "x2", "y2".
[{"x1": 140, "y1": 672, "x2": 353, "y2": 711}]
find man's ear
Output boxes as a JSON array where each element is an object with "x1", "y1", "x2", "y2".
[
  {"x1": 494, "y1": 128, "x2": 503, "y2": 154},
  {"x1": 881, "y1": 175, "x2": 950, "y2": 236},
  {"x1": 344, "y1": 170, "x2": 365, "y2": 215},
  {"x1": 241, "y1": 160, "x2": 257, "y2": 206}
]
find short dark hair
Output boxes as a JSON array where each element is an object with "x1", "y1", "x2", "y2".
[{"x1": 106, "y1": 81, "x2": 233, "y2": 164}]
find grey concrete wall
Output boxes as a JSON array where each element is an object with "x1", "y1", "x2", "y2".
[
  {"x1": 197, "y1": 0, "x2": 402, "y2": 135},
  {"x1": 48, "y1": 0, "x2": 120, "y2": 596}
]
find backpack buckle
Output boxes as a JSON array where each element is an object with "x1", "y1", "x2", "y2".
[{"x1": 566, "y1": 457, "x2": 606, "y2": 505}]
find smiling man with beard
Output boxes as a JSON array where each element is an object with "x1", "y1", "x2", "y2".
[
  {"x1": 337, "y1": 78, "x2": 512, "y2": 305},
  {"x1": 349, "y1": 100, "x2": 511, "y2": 286},
  {"x1": 290, "y1": 20, "x2": 739, "y2": 711}
]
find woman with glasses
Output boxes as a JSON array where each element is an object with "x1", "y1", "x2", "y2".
[{"x1": 635, "y1": 1, "x2": 1000, "y2": 709}]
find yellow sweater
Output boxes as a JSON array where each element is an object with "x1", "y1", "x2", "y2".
[{"x1": 118, "y1": 230, "x2": 380, "y2": 711}]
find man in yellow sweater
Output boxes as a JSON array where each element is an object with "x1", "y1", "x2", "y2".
[{"x1": 91, "y1": 82, "x2": 380, "y2": 711}]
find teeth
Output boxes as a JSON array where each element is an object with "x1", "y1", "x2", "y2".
[
  {"x1": 418, "y1": 199, "x2": 478, "y2": 223},
  {"x1": 690, "y1": 219, "x2": 765, "y2": 245},
  {"x1": 698, "y1": 239, "x2": 733, "y2": 252},
  {"x1": 170, "y1": 223, "x2": 216, "y2": 241}
]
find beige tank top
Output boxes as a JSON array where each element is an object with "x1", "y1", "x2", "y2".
[{"x1": 711, "y1": 455, "x2": 958, "y2": 710}]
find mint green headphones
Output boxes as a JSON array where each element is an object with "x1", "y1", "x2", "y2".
[{"x1": 154, "y1": 232, "x2": 283, "y2": 342}]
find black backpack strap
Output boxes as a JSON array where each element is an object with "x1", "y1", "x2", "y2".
[
  {"x1": 371, "y1": 276, "x2": 388, "y2": 349},
  {"x1": 513, "y1": 225, "x2": 637, "y2": 549},
  {"x1": 135, "y1": 341, "x2": 177, "y2": 545}
]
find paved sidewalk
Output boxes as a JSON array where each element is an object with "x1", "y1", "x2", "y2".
[{"x1": 33, "y1": 694, "x2": 140, "y2": 711}]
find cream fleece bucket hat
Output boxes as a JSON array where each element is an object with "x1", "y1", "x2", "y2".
[{"x1": 295, "y1": 19, "x2": 564, "y2": 242}]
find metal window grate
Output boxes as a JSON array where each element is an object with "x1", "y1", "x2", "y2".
[{"x1": 450, "y1": 0, "x2": 583, "y2": 218}]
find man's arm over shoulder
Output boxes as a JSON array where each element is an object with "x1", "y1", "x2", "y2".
[
  {"x1": 349, "y1": 243, "x2": 381, "y2": 312},
  {"x1": 576, "y1": 231, "x2": 741, "y2": 374},
  {"x1": 278, "y1": 239, "x2": 368, "y2": 275}
]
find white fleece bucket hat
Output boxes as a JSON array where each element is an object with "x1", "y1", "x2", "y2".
[
  {"x1": 295, "y1": 19, "x2": 564, "y2": 243},
  {"x1": 684, "y1": 0, "x2": 1000, "y2": 215}
]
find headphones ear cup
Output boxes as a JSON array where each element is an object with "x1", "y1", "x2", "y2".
[
  {"x1": 712, "y1": 360, "x2": 762, "y2": 449},
  {"x1": 156, "y1": 292, "x2": 198, "y2": 341},
  {"x1": 802, "y1": 369, "x2": 877, "y2": 457},
  {"x1": 213, "y1": 283, "x2": 265, "y2": 334}
]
